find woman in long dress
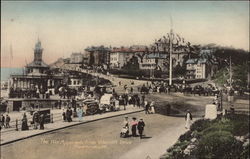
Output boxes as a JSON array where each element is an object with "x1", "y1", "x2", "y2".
[
  {"x1": 77, "y1": 107, "x2": 83, "y2": 122},
  {"x1": 21, "y1": 113, "x2": 29, "y2": 131},
  {"x1": 131, "y1": 117, "x2": 138, "y2": 137},
  {"x1": 150, "y1": 101, "x2": 155, "y2": 114},
  {"x1": 185, "y1": 110, "x2": 193, "y2": 129}
]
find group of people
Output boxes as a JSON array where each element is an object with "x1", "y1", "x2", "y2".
[
  {"x1": 32, "y1": 111, "x2": 45, "y2": 130},
  {"x1": 121, "y1": 116, "x2": 145, "y2": 139},
  {"x1": 0, "y1": 114, "x2": 11, "y2": 130},
  {"x1": 21, "y1": 112, "x2": 46, "y2": 131},
  {"x1": 62, "y1": 107, "x2": 73, "y2": 122}
]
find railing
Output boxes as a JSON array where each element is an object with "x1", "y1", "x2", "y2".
[{"x1": 0, "y1": 113, "x2": 63, "y2": 134}]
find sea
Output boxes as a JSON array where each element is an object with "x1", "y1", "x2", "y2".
[
  {"x1": 1, "y1": 68, "x2": 23, "y2": 98},
  {"x1": 1, "y1": 67, "x2": 23, "y2": 82}
]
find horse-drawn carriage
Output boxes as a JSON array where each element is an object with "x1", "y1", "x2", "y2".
[
  {"x1": 99, "y1": 93, "x2": 120, "y2": 112},
  {"x1": 77, "y1": 98, "x2": 99, "y2": 115}
]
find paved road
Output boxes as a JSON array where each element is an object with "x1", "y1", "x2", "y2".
[{"x1": 0, "y1": 112, "x2": 186, "y2": 159}]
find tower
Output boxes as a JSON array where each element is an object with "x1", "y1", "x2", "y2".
[{"x1": 34, "y1": 39, "x2": 43, "y2": 65}]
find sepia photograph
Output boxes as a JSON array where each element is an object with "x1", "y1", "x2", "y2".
[{"x1": 0, "y1": 1, "x2": 249, "y2": 159}]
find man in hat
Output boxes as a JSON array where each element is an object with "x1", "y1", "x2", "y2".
[
  {"x1": 137, "y1": 119, "x2": 145, "y2": 139},
  {"x1": 0, "y1": 114, "x2": 5, "y2": 128},
  {"x1": 5, "y1": 114, "x2": 11, "y2": 128},
  {"x1": 39, "y1": 114, "x2": 45, "y2": 130},
  {"x1": 145, "y1": 101, "x2": 150, "y2": 114}
]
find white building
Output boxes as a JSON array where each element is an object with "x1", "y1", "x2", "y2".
[
  {"x1": 68, "y1": 78, "x2": 82, "y2": 88},
  {"x1": 70, "y1": 53, "x2": 83, "y2": 64},
  {"x1": 110, "y1": 47, "x2": 134, "y2": 69},
  {"x1": 139, "y1": 53, "x2": 168, "y2": 70},
  {"x1": 186, "y1": 58, "x2": 216, "y2": 79}
]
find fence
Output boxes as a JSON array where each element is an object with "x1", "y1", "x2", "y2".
[{"x1": 0, "y1": 113, "x2": 63, "y2": 134}]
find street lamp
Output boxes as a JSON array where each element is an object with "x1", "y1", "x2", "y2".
[
  {"x1": 224, "y1": 55, "x2": 234, "y2": 111},
  {"x1": 224, "y1": 55, "x2": 232, "y2": 89}
]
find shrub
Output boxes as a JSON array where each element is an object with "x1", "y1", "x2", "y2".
[
  {"x1": 195, "y1": 130, "x2": 243, "y2": 159},
  {"x1": 179, "y1": 130, "x2": 192, "y2": 142},
  {"x1": 190, "y1": 119, "x2": 212, "y2": 132},
  {"x1": 164, "y1": 140, "x2": 190, "y2": 159},
  {"x1": 201, "y1": 121, "x2": 233, "y2": 135},
  {"x1": 240, "y1": 143, "x2": 249, "y2": 159}
]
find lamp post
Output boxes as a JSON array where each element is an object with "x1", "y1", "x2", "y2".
[
  {"x1": 229, "y1": 56, "x2": 232, "y2": 89},
  {"x1": 224, "y1": 55, "x2": 233, "y2": 111}
]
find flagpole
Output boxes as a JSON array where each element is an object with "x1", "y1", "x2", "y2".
[
  {"x1": 169, "y1": 15, "x2": 173, "y2": 85},
  {"x1": 169, "y1": 28, "x2": 173, "y2": 86}
]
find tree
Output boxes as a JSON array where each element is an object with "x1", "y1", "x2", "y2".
[
  {"x1": 122, "y1": 56, "x2": 140, "y2": 70},
  {"x1": 174, "y1": 64, "x2": 186, "y2": 77}
]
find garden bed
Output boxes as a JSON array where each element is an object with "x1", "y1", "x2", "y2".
[{"x1": 160, "y1": 114, "x2": 249, "y2": 159}]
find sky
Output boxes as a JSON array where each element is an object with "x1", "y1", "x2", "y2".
[{"x1": 1, "y1": 1, "x2": 249, "y2": 68}]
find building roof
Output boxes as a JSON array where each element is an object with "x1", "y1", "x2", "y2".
[
  {"x1": 146, "y1": 53, "x2": 167, "y2": 59},
  {"x1": 186, "y1": 59, "x2": 197, "y2": 64},
  {"x1": 26, "y1": 61, "x2": 49, "y2": 68},
  {"x1": 85, "y1": 46, "x2": 111, "y2": 52},
  {"x1": 112, "y1": 47, "x2": 132, "y2": 53},
  {"x1": 71, "y1": 52, "x2": 82, "y2": 56},
  {"x1": 197, "y1": 58, "x2": 207, "y2": 64}
]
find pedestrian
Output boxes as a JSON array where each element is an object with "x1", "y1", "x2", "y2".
[
  {"x1": 123, "y1": 116, "x2": 129, "y2": 128},
  {"x1": 62, "y1": 109, "x2": 66, "y2": 122},
  {"x1": 137, "y1": 86, "x2": 140, "y2": 92},
  {"x1": 141, "y1": 95, "x2": 145, "y2": 106},
  {"x1": 112, "y1": 88, "x2": 116, "y2": 94},
  {"x1": 137, "y1": 119, "x2": 145, "y2": 139},
  {"x1": 150, "y1": 101, "x2": 155, "y2": 114},
  {"x1": 145, "y1": 101, "x2": 150, "y2": 114},
  {"x1": 59, "y1": 100, "x2": 62, "y2": 109},
  {"x1": 77, "y1": 107, "x2": 83, "y2": 122},
  {"x1": 120, "y1": 116, "x2": 129, "y2": 138},
  {"x1": 185, "y1": 110, "x2": 193, "y2": 129},
  {"x1": 66, "y1": 108, "x2": 70, "y2": 122},
  {"x1": 66, "y1": 107, "x2": 73, "y2": 122},
  {"x1": 131, "y1": 95, "x2": 135, "y2": 107},
  {"x1": 136, "y1": 96, "x2": 140, "y2": 108},
  {"x1": 39, "y1": 114, "x2": 45, "y2": 130},
  {"x1": 33, "y1": 111, "x2": 39, "y2": 129},
  {"x1": 131, "y1": 117, "x2": 138, "y2": 137},
  {"x1": 130, "y1": 87, "x2": 133, "y2": 93},
  {"x1": 5, "y1": 114, "x2": 11, "y2": 128},
  {"x1": 0, "y1": 114, "x2": 5, "y2": 128},
  {"x1": 119, "y1": 95, "x2": 125, "y2": 110},
  {"x1": 21, "y1": 113, "x2": 29, "y2": 131}
]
